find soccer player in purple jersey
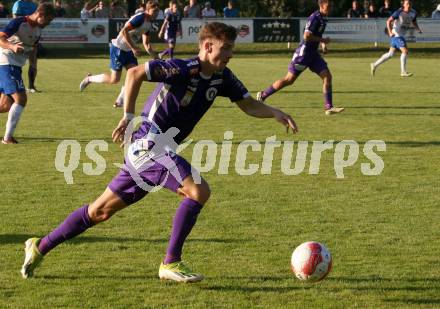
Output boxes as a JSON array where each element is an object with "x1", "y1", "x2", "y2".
[
  {"x1": 21, "y1": 22, "x2": 298, "y2": 282},
  {"x1": 158, "y1": 0, "x2": 182, "y2": 59},
  {"x1": 257, "y1": 0, "x2": 344, "y2": 116},
  {"x1": 0, "y1": 3, "x2": 55, "y2": 144},
  {"x1": 79, "y1": 1, "x2": 160, "y2": 108}
]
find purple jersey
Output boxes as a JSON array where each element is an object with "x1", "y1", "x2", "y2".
[
  {"x1": 165, "y1": 11, "x2": 181, "y2": 38},
  {"x1": 297, "y1": 10, "x2": 327, "y2": 55},
  {"x1": 134, "y1": 57, "x2": 249, "y2": 144}
]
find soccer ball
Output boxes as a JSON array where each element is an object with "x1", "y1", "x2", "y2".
[{"x1": 291, "y1": 241, "x2": 332, "y2": 282}]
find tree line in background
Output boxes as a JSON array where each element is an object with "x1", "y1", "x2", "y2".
[{"x1": 0, "y1": 0, "x2": 439, "y2": 17}]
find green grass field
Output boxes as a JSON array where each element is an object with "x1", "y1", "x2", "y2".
[{"x1": 1, "y1": 45, "x2": 440, "y2": 308}]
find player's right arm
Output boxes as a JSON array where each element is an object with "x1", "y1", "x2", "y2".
[
  {"x1": 386, "y1": 16, "x2": 394, "y2": 37},
  {"x1": 158, "y1": 16, "x2": 169, "y2": 38},
  {"x1": 387, "y1": 9, "x2": 401, "y2": 37},
  {"x1": 112, "y1": 64, "x2": 147, "y2": 144},
  {"x1": 112, "y1": 59, "x2": 189, "y2": 144},
  {"x1": 0, "y1": 19, "x2": 25, "y2": 54},
  {"x1": 120, "y1": 26, "x2": 140, "y2": 56},
  {"x1": 121, "y1": 15, "x2": 146, "y2": 56}
]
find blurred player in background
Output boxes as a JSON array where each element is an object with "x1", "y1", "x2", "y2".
[
  {"x1": 12, "y1": 0, "x2": 41, "y2": 93},
  {"x1": 371, "y1": 0, "x2": 422, "y2": 77},
  {"x1": 257, "y1": 0, "x2": 344, "y2": 116},
  {"x1": 158, "y1": 0, "x2": 182, "y2": 59},
  {"x1": 0, "y1": 3, "x2": 54, "y2": 144},
  {"x1": 79, "y1": 1, "x2": 160, "y2": 108}
]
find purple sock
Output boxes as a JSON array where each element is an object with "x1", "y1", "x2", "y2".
[
  {"x1": 324, "y1": 85, "x2": 333, "y2": 109},
  {"x1": 164, "y1": 198, "x2": 203, "y2": 264},
  {"x1": 38, "y1": 205, "x2": 94, "y2": 255},
  {"x1": 262, "y1": 86, "x2": 276, "y2": 100},
  {"x1": 169, "y1": 47, "x2": 174, "y2": 59},
  {"x1": 161, "y1": 48, "x2": 170, "y2": 56}
]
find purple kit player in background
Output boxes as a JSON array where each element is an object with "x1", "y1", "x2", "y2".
[
  {"x1": 79, "y1": 0, "x2": 160, "y2": 108},
  {"x1": 158, "y1": 0, "x2": 182, "y2": 59},
  {"x1": 257, "y1": 0, "x2": 344, "y2": 116},
  {"x1": 21, "y1": 22, "x2": 298, "y2": 282},
  {"x1": 0, "y1": 3, "x2": 55, "y2": 144}
]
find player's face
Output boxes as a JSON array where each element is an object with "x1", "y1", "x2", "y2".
[
  {"x1": 148, "y1": 7, "x2": 159, "y2": 19},
  {"x1": 36, "y1": 13, "x2": 54, "y2": 28},
  {"x1": 206, "y1": 39, "x2": 234, "y2": 71},
  {"x1": 403, "y1": 1, "x2": 411, "y2": 11},
  {"x1": 321, "y1": 3, "x2": 330, "y2": 15},
  {"x1": 171, "y1": 4, "x2": 177, "y2": 13}
]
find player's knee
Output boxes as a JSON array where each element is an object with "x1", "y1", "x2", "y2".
[
  {"x1": 89, "y1": 208, "x2": 112, "y2": 223},
  {"x1": 388, "y1": 51, "x2": 395, "y2": 58},
  {"x1": 326, "y1": 73, "x2": 333, "y2": 82},
  {"x1": 323, "y1": 73, "x2": 332, "y2": 85},
  {"x1": 16, "y1": 95, "x2": 27, "y2": 107},
  {"x1": 88, "y1": 203, "x2": 116, "y2": 223},
  {"x1": 109, "y1": 78, "x2": 120, "y2": 84},
  {"x1": 187, "y1": 182, "x2": 211, "y2": 205},
  {"x1": 0, "y1": 104, "x2": 10, "y2": 113},
  {"x1": 284, "y1": 76, "x2": 295, "y2": 85}
]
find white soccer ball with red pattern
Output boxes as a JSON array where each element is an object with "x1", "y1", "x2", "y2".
[{"x1": 291, "y1": 241, "x2": 332, "y2": 282}]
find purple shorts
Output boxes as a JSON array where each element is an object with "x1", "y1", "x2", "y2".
[
  {"x1": 165, "y1": 33, "x2": 176, "y2": 44},
  {"x1": 288, "y1": 52, "x2": 328, "y2": 76},
  {"x1": 108, "y1": 154, "x2": 193, "y2": 205}
]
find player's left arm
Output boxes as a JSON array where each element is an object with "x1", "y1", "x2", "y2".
[
  {"x1": 142, "y1": 33, "x2": 158, "y2": 59},
  {"x1": 412, "y1": 17, "x2": 422, "y2": 33},
  {"x1": 236, "y1": 96, "x2": 298, "y2": 134},
  {"x1": 412, "y1": 21, "x2": 422, "y2": 33},
  {"x1": 178, "y1": 20, "x2": 183, "y2": 38}
]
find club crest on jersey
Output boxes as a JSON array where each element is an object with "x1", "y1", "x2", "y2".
[{"x1": 205, "y1": 87, "x2": 218, "y2": 101}]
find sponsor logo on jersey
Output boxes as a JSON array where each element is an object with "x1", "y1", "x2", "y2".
[{"x1": 210, "y1": 79, "x2": 223, "y2": 86}]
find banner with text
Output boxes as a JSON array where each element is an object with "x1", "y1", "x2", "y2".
[
  {"x1": 40, "y1": 19, "x2": 109, "y2": 43},
  {"x1": 253, "y1": 19, "x2": 300, "y2": 42},
  {"x1": 300, "y1": 18, "x2": 440, "y2": 43}
]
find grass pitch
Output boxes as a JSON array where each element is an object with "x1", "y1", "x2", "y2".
[{"x1": 1, "y1": 45, "x2": 440, "y2": 308}]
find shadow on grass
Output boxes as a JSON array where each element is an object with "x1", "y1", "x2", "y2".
[
  {"x1": 0, "y1": 234, "x2": 248, "y2": 245},
  {"x1": 9, "y1": 136, "x2": 440, "y2": 148},
  {"x1": 200, "y1": 285, "x2": 310, "y2": 293},
  {"x1": 16, "y1": 136, "x2": 114, "y2": 143},
  {"x1": 39, "y1": 274, "x2": 157, "y2": 281},
  {"x1": 329, "y1": 276, "x2": 440, "y2": 284},
  {"x1": 186, "y1": 139, "x2": 440, "y2": 148},
  {"x1": 384, "y1": 298, "x2": 440, "y2": 305},
  {"x1": 248, "y1": 90, "x2": 440, "y2": 95},
  {"x1": 213, "y1": 105, "x2": 440, "y2": 109}
]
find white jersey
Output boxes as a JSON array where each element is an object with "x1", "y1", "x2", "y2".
[
  {"x1": 391, "y1": 8, "x2": 417, "y2": 38},
  {"x1": 111, "y1": 12, "x2": 154, "y2": 52},
  {"x1": 0, "y1": 17, "x2": 41, "y2": 67}
]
